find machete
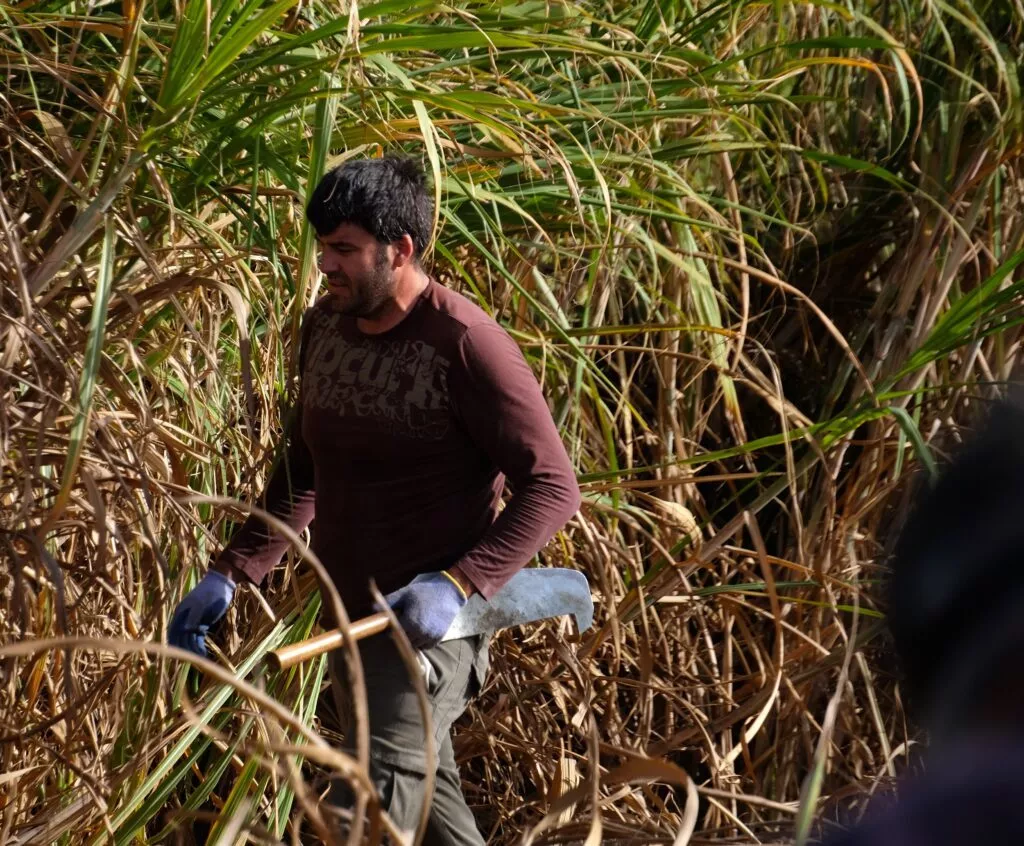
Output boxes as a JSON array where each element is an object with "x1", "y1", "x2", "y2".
[{"x1": 267, "y1": 568, "x2": 593, "y2": 671}]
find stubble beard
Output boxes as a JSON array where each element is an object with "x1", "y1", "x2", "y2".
[{"x1": 330, "y1": 245, "x2": 394, "y2": 318}]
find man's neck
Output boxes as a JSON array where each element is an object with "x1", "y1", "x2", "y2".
[{"x1": 357, "y1": 269, "x2": 431, "y2": 335}]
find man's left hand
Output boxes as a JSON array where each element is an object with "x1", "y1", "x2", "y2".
[{"x1": 385, "y1": 572, "x2": 468, "y2": 649}]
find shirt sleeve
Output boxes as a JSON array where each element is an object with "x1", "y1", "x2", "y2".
[
  {"x1": 448, "y1": 321, "x2": 581, "y2": 599},
  {"x1": 214, "y1": 315, "x2": 318, "y2": 586}
]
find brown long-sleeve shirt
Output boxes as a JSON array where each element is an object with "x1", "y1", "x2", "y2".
[{"x1": 217, "y1": 280, "x2": 581, "y2": 617}]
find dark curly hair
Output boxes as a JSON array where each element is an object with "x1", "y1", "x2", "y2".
[
  {"x1": 888, "y1": 391, "x2": 1024, "y2": 728},
  {"x1": 306, "y1": 155, "x2": 434, "y2": 258}
]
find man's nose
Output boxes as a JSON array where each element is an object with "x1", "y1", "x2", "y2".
[{"x1": 318, "y1": 252, "x2": 338, "y2": 273}]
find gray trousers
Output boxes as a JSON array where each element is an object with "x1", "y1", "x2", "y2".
[{"x1": 327, "y1": 634, "x2": 489, "y2": 846}]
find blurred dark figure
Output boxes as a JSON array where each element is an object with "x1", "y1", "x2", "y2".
[{"x1": 823, "y1": 391, "x2": 1024, "y2": 845}]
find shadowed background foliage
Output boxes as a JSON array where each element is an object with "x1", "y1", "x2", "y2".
[{"x1": 1, "y1": 0, "x2": 1022, "y2": 843}]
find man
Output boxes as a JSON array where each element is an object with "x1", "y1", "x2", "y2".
[
  {"x1": 820, "y1": 392, "x2": 1024, "y2": 845},
  {"x1": 168, "y1": 155, "x2": 581, "y2": 844}
]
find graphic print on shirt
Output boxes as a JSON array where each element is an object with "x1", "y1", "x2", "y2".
[{"x1": 303, "y1": 311, "x2": 451, "y2": 439}]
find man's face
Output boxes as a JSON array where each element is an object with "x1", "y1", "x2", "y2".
[{"x1": 316, "y1": 223, "x2": 395, "y2": 317}]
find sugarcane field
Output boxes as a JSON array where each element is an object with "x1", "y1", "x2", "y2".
[{"x1": 2, "y1": 1, "x2": 1023, "y2": 844}]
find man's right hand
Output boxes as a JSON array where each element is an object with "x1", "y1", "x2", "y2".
[{"x1": 168, "y1": 571, "x2": 236, "y2": 658}]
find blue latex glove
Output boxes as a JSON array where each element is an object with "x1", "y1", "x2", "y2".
[
  {"x1": 168, "y1": 570, "x2": 236, "y2": 658},
  {"x1": 385, "y1": 572, "x2": 468, "y2": 649}
]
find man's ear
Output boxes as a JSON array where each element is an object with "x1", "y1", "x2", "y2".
[{"x1": 392, "y1": 233, "x2": 416, "y2": 268}]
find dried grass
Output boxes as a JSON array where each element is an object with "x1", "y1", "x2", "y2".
[{"x1": 1, "y1": 0, "x2": 1022, "y2": 844}]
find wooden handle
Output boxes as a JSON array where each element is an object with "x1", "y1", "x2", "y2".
[{"x1": 266, "y1": 612, "x2": 391, "y2": 671}]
